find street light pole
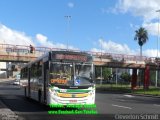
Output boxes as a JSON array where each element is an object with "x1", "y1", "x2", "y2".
[
  {"x1": 156, "y1": 10, "x2": 160, "y2": 57},
  {"x1": 100, "y1": 37, "x2": 103, "y2": 85},
  {"x1": 65, "y1": 15, "x2": 71, "y2": 50},
  {"x1": 155, "y1": 10, "x2": 160, "y2": 87}
]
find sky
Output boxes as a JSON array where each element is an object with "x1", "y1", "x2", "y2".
[{"x1": 0, "y1": 0, "x2": 160, "y2": 57}]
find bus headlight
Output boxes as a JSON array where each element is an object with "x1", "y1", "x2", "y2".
[
  {"x1": 88, "y1": 90, "x2": 93, "y2": 96},
  {"x1": 50, "y1": 88, "x2": 58, "y2": 96},
  {"x1": 54, "y1": 92, "x2": 57, "y2": 96}
]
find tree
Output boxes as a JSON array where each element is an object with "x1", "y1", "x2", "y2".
[
  {"x1": 102, "y1": 68, "x2": 112, "y2": 80},
  {"x1": 95, "y1": 67, "x2": 112, "y2": 80},
  {"x1": 95, "y1": 67, "x2": 101, "y2": 78},
  {"x1": 134, "y1": 27, "x2": 148, "y2": 56},
  {"x1": 150, "y1": 70, "x2": 156, "y2": 85},
  {"x1": 138, "y1": 69, "x2": 144, "y2": 87},
  {"x1": 120, "y1": 72, "x2": 131, "y2": 83}
]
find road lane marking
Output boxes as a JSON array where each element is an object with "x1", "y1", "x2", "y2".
[
  {"x1": 124, "y1": 95, "x2": 135, "y2": 98},
  {"x1": 117, "y1": 99, "x2": 125, "y2": 101},
  {"x1": 112, "y1": 104, "x2": 132, "y2": 109},
  {"x1": 153, "y1": 104, "x2": 160, "y2": 107}
]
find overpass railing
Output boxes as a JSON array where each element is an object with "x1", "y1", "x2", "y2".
[
  {"x1": 0, "y1": 44, "x2": 157, "y2": 64},
  {"x1": 90, "y1": 51, "x2": 148, "y2": 63}
]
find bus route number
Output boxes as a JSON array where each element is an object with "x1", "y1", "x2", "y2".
[{"x1": 50, "y1": 79, "x2": 67, "y2": 84}]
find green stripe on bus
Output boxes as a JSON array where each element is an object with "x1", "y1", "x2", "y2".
[{"x1": 57, "y1": 89, "x2": 91, "y2": 93}]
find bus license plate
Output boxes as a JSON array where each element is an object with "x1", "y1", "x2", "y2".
[{"x1": 69, "y1": 100, "x2": 77, "y2": 103}]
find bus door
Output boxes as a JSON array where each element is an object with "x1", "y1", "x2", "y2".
[
  {"x1": 42, "y1": 61, "x2": 49, "y2": 103},
  {"x1": 28, "y1": 68, "x2": 31, "y2": 97}
]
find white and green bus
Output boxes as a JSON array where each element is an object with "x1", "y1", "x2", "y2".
[{"x1": 21, "y1": 51, "x2": 95, "y2": 105}]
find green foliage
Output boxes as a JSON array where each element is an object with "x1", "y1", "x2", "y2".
[
  {"x1": 138, "y1": 69, "x2": 144, "y2": 84},
  {"x1": 102, "y1": 68, "x2": 112, "y2": 80},
  {"x1": 120, "y1": 72, "x2": 131, "y2": 83},
  {"x1": 95, "y1": 67, "x2": 101, "y2": 77},
  {"x1": 150, "y1": 70, "x2": 156, "y2": 82},
  {"x1": 134, "y1": 27, "x2": 148, "y2": 47},
  {"x1": 95, "y1": 67, "x2": 112, "y2": 80},
  {"x1": 134, "y1": 27, "x2": 148, "y2": 56}
]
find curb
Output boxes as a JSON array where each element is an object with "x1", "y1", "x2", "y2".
[
  {"x1": 126, "y1": 93, "x2": 160, "y2": 98},
  {"x1": 96, "y1": 90, "x2": 160, "y2": 98},
  {"x1": 0, "y1": 100, "x2": 19, "y2": 120}
]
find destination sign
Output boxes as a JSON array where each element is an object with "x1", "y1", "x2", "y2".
[
  {"x1": 51, "y1": 79, "x2": 67, "y2": 84},
  {"x1": 54, "y1": 54, "x2": 87, "y2": 62}
]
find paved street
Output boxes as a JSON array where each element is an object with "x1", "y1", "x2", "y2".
[
  {"x1": 96, "y1": 92, "x2": 160, "y2": 114},
  {"x1": 0, "y1": 79, "x2": 160, "y2": 120}
]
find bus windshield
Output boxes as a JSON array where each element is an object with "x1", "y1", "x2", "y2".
[{"x1": 49, "y1": 62, "x2": 93, "y2": 86}]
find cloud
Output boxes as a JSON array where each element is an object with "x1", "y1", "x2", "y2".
[
  {"x1": 129, "y1": 23, "x2": 139, "y2": 29},
  {"x1": 91, "y1": 38, "x2": 159, "y2": 57},
  {"x1": 35, "y1": 34, "x2": 54, "y2": 48},
  {"x1": 111, "y1": 0, "x2": 160, "y2": 37},
  {"x1": 113, "y1": 0, "x2": 160, "y2": 22},
  {"x1": 35, "y1": 33, "x2": 78, "y2": 50},
  {"x1": 91, "y1": 38, "x2": 135, "y2": 55},
  {"x1": 0, "y1": 24, "x2": 34, "y2": 46},
  {"x1": 68, "y1": 2, "x2": 74, "y2": 8},
  {"x1": 143, "y1": 49, "x2": 158, "y2": 57},
  {"x1": 0, "y1": 23, "x2": 78, "y2": 50},
  {"x1": 36, "y1": 34, "x2": 47, "y2": 44},
  {"x1": 91, "y1": 38, "x2": 135, "y2": 54},
  {"x1": 143, "y1": 22, "x2": 159, "y2": 36}
]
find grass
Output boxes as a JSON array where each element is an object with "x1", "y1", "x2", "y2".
[
  {"x1": 132, "y1": 88, "x2": 160, "y2": 96},
  {"x1": 96, "y1": 84, "x2": 131, "y2": 88},
  {"x1": 96, "y1": 84, "x2": 131, "y2": 93},
  {"x1": 96, "y1": 84, "x2": 160, "y2": 96}
]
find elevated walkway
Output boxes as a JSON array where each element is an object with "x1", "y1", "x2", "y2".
[
  {"x1": 0, "y1": 44, "x2": 159, "y2": 69},
  {"x1": 0, "y1": 44, "x2": 48, "y2": 62}
]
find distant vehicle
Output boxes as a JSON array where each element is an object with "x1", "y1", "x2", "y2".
[
  {"x1": 13, "y1": 74, "x2": 20, "y2": 85},
  {"x1": 13, "y1": 79, "x2": 20, "y2": 85}
]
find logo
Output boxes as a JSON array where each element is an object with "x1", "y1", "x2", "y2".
[{"x1": 75, "y1": 79, "x2": 80, "y2": 85}]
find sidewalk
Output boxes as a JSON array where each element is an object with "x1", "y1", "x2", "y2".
[
  {"x1": 0, "y1": 100, "x2": 18, "y2": 120},
  {"x1": 0, "y1": 79, "x2": 19, "y2": 120}
]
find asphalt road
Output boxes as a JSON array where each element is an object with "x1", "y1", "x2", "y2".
[
  {"x1": 0, "y1": 79, "x2": 160, "y2": 120},
  {"x1": 96, "y1": 92, "x2": 160, "y2": 114}
]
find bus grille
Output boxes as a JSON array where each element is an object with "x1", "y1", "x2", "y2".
[{"x1": 57, "y1": 93, "x2": 89, "y2": 98}]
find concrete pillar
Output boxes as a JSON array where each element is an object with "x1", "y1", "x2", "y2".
[
  {"x1": 144, "y1": 65, "x2": 150, "y2": 89},
  {"x1": 131, "y1": 69, "x2": 137, "y2": 90}
]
